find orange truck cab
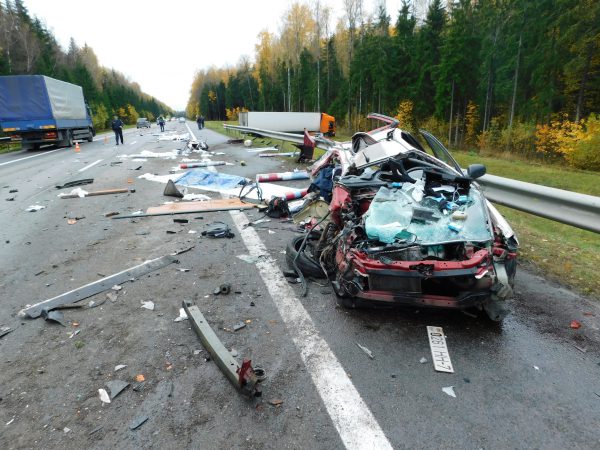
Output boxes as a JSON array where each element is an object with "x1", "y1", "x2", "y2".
[{"x1": 320, "y1": 113, "x2": 336, "y2": 136}]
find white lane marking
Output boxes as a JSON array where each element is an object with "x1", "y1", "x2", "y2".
[
  {"x1": 0, "y1": 148, "x2": 62, "y2": 167},
  {"x1": 129, "y1": 141, "x2": 137, "y2": 146},
  {"x1": 229, "y1": 210, "x2": 393, "y2": 450},
  {"x1": 78, "y1": 159, "x2": 103, "y2": 172},
  {"x1": 185, "y1": 124, "x2": 391, "y2": 448}
]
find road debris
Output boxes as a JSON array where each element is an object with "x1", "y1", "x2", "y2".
[
  {"x1": 174, "y1": 308, "x2": 188, "y2": 322},
  {"x1": 106, "y1": 292, "x2": 118, "y2": 302},
  {"x1": 114, "y1": 364, "x2": 127, "y2": 372},
  {"x1": 442, "y1": 386, "x2": 456, "y2": 398},
  {"x1": 68, "y1": 329, "x2": 80, "y2": 339},
  {"x1": 88, "y1": 298, "x2": 107, "y2": 308},
  {"x1": 129, "y1": 415, "x2": 149, "y2": 430},
  {"x1": 105, "y1": 380, "x2": 129, "y2": 399},
  {"x1": 570, "y1": 320, "x2": 582, "y2": 329},
  {"x1": 55, "y1": 179, "x2": 94, "y2": 189},
  {"x1": 257, "y1": 171, "x2": 310, "y2": 182},
  {"x1": 88, "y1": 426, "x2": 103, "y2": 435},
  {"x1": 59, "y1": 188, "x2": 130, "y2": 199},
  {"x1": 182, "y1": 193, "x2": 211, "y2": 201},
  {"x1": 356, "y1": 342, "x2": 374, "y2": 359},
  {"x1": 177, "y1": 268, "x2": 190, "y2": 272},
  {"x1": 104, "y1": 211, "x2": 119, "y2": 217},
  {"x1": 98, "y1": 388, "x2": 111, "y2": 404},
  {"x1": 236, "y1": 254, "x2": 265, "y2": 264},
  {"x1": 202, "y1": 221, "x2": 235, "y2": 238},
  {"x1": 113, "y1": 198, "x2": 256, "y2": 219},
  {"x1": 26, "y1": 204, "x2": 45, "y2": 212},
  {"x1": 269, "y1": 399, "x2": 283, "y2": 407},
  {"x1": 182, "y1": 301, "x2": 260, "y2": 397},
  {"x1": 135, "y1": 374, "x2": 145, "y2": 382},
  {"x1": 19, "y1": 255, "x2": 176, "y2": 318},
  {"x1": 173, "y1": 218, "x2": 189, "y2": 223},
  {"x1": 9, "y1": 188, "x2": 18, "y2": 193},
  {"x1": 180, "y1": 161, "x2": 226, "y2": 169},
  {"x1": 0, "y1": 326, "x2": 13, "y2": 338},
  {"x1": 233, "y1": 322, "x2": 246, "y2": 331},
  {"x1": 163, "y1": 179, "x2": 184, "y2": 198},
  {"x1": 41, "y1": 308, "x2": 66, "y2": 326},
  {"x1": 534, "y1": 365, "x2": 540, "y2": 371},
  {"x1": 427, "y1": 326, "x2": 454, "y2": 373},
  {"x1": 141, "y1": 301, "x2": 155, "y2": 311},
  {"x1": 419, "y1": 357, "x2": 428, "y2": 364}
]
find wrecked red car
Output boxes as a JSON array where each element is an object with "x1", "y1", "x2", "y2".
[{"x1": 288, "y1": 114, "x2": 518, "y2": 321}]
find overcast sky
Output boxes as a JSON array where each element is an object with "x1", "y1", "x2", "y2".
[{"x1": 24, "y1": 0, "x2": 412, "y2": 110}]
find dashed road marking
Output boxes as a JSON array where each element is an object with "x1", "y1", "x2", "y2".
[
  {"x1": 78, "y1": 159, "x2": 103, "y2": 172},
  {"x1": 0, "y1": 148, "x2": 62, "y2": 167}
]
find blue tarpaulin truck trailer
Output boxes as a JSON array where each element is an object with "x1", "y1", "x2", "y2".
[{"x1": 0, "y1": 75, "x2": 95, "y2": 150}]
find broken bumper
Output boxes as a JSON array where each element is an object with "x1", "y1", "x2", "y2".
[{"x1": 337, "y1": 249, "x2": 496, "y2": 308}]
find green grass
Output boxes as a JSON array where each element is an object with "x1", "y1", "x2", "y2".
[
  {"x1": 0, "y1": 141, "x2": 21, "y2": 154},
  {"x1": 207, "y1": 120, "x2": 600, "y2": 297}
]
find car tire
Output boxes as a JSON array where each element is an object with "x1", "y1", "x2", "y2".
[{"x1": 285, "y1": 235, "x2": 326, "y2": 279}]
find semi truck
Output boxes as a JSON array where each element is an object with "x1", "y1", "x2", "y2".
[
  {"x1": 239, "y1": 111, "x2": 336, "y2": 136},
  {"x1": 0, "y1": 75, "x2": 95, "y2": 150}
]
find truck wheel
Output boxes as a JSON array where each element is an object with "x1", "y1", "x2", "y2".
[
  {"x1": 87, "y1": 128, "x2": 94, "y2": 142},
  {"x1": 65, "y1": 131, "x2": 74, "y2": 147}
]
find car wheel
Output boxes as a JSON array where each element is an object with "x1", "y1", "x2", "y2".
[{"x1": 285, "y1": 235, "x2": 326, "y2": 279}]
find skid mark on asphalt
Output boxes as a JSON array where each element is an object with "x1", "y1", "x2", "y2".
[{"x1": 229, "y1": 209, "x2": 393, "y2": 450}]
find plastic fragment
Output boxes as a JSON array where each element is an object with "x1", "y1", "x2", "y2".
[
  {"x1": 129, "y1": 415, "x2": 149, "y2": 430},
  {"x1": 98, "y1": 388, "x2": 111, "y2": 404},
  {"x1": 442, "y1": 386, "x2": 456, "y2": 398},
  {"x1": 356, "y1": 342, "x2": 374, "y2": 359},
  {"x1": 174, "y1": 308, "x2": 188, "y2": 322},
  {"x1": 419, "y1": 357, "x2": 428, "y2": 364},
  {"x1": 570, "y1": 320, "x2": 582, "y2": 329},
  {"x1": 114, "y1": 364, "x2": 127, "y2": 372},
  {"x1": 141, "y1": 301, "x2": 154, "y2": 311}
]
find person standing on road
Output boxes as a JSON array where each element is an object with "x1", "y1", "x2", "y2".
[
  {"x1": 200, "y1": 115, "x2": 205, "y2": 129},
  {"x1": 196, "y1": 115, "x2": 202, "y2": 130},
  {"x1": 158, "y1": 115, "x2": 165, "y2": 132},
  {"x1": 111, "y1": 115, "x2": 124, "y2": 145}
]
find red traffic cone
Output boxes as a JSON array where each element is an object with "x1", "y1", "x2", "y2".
[{"x1": 74, "y1": 141, "x2": 80, "y2": 153}]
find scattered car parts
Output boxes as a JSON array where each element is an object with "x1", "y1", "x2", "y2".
[{"x1": 182, "y1": 301, "x2": 260, "y2": 398}]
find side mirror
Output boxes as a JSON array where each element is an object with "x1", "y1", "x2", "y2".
[{"x1": 467, "y1": 163, "x2": 486, "y2": 179}]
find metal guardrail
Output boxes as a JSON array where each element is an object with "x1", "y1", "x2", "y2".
[
  {"x1": 223, "y1": 123, "x2": 600, "y2": 234},
  {"x1": 477, "y1": 174, "x2": 600, "y2": 234},
  {"x1": 223, "y1": 124, "x2": 335, "y2": 150}
]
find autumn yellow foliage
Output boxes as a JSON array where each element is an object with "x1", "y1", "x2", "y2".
[
  {"x1": 535, "y1": 114, "x2": 584, "y2": 162},
  {"x1": 394, "y1": 100, "x2": 416, "y2": 133},
  {"x1": 225, "y1": 106, "x2": 248, "y2": 121}
]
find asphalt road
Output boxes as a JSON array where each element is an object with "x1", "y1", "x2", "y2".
[{"x1": 0, "y1": 121, "x2": 599, "y2": 449}]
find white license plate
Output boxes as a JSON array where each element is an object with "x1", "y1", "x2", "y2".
[{"x1": 427, "y1": 326, "x2": 454, "y2": 373}]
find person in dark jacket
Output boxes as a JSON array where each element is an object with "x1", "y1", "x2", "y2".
[
  {"x1": 111, "y1": 115, "x2": 124, "y2": 145},
  {"x1": 196, "y1": 115, "x2": 202, "y2": 130},
  {"x1": 200, "y1": 115, "x2": 205, "y2": 129}
]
